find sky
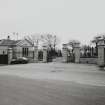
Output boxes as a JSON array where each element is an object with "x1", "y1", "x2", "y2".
[{"x1": 0, "y1": 0, "x2": 105, "y2": 46}]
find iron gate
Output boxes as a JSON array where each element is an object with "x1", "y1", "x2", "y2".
[{"x1": 0, "y1": 54, "x2": 8, "y2": 64}]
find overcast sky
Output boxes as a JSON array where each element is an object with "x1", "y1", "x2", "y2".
[{"x1": 0, "y1": 0, "x2": 105, "y2": 45}]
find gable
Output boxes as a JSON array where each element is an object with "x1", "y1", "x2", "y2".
[{"x1": 16, "y1": 39, "x2": 33, "y2": 47}]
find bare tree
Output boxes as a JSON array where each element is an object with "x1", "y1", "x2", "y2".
[
  {"x1": 24, "y1": 34, "x2": 42, "y2": 47},
  {"x1": 41, "y1": 34, "x2": 60, "y2": 50},
  {"x1": 91, "y1": 36, "x2": 101, "y2": 45},
  {"x1": 68, "y1": 39, "x2": 80, "y2": 52},
  {"x1": 91, "y1": 34, "x2": 104, "y2": 55}
]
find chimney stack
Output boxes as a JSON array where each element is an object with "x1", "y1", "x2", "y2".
[{"x1": 7, "y1": 36, "x2": 10, "y2": 40}]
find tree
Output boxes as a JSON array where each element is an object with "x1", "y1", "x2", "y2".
[
  {"x1": 91, "y1": 36, "x2": 101, "y2": 45},
  {"x1": 81, "y1": 45, "x2": 92, "y2": 57},
  {"x1": 40, "y1": 34, "x2": 60, "y2": 58},
  {"x1": 68, "y1": 39, "x2": 80, "y2": 52},
  {"x1": 91, "y1": 34, "x2": 103, "y2": 56},
  {"x1": 24, "y1": 34, "x2": 42, "y2": 47},
  {"x1": 41, "y1": 34, "x2": 60, "y2": 50}
]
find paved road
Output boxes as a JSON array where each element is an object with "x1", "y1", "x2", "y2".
[{"x1": 0, "y1": 63, "x2": 105, "y2": 105}]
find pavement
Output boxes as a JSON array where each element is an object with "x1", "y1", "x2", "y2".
[{"x1": 0, "y1": 63, "x2": 105, "y2": 105}]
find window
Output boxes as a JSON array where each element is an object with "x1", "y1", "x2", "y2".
[{"x1": 22, "y1": 48, "x2": 29, "y2": 57}]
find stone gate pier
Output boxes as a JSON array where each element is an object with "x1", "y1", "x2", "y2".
[
  {"x1": 97, "y1": 39, "x2": 105, "y2": 66},
  {"x1": 43, "y1": 45, "x2": 47, "y2": 63},
  {"x1": 8, "y1": 48, "x2": 13, "y2": 64},
  {"x1": 73, "y1": 42, "x2": 80, "y2": 63},
  {"x1": 62, "y1": 44, "x2": 68, "y2": 62},
  {"x1": 34, "y1": 46, "x2": 38, "y2": 62},
  {"x1": 62, "y1": 42, "x2": 80, "y2": 63}
]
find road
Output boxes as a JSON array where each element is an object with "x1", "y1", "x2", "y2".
[{"x1": 0, "y1": 63, "x2": 105, "y2": 105}]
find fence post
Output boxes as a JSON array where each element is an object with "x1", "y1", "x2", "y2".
[
  {"x1": 8, "y1": 48, "x2": 12, "y2": 64},
  {"x1": 62, "y1": 44, "x2": 68, "y2": 62},
  {"x1": 43, "y1": 45, "x2": 47, "y2": 63}
]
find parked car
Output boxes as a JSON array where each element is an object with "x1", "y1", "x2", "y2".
[{"x1": 11, "y1": 57, "x2": 29, "y2": 64}]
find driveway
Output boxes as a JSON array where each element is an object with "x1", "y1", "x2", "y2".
[{"x1": 0, "y1": 63, "x2": 105, "y2": 105}]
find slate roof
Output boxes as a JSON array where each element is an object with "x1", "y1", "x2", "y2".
[{"x1": 0, "y1": 39, "x2": 21, "y2": 46}]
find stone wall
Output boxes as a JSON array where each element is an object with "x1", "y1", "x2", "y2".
[
  {"x1": 13, "y1": 46, "x2": 22, "y2": 58},
  {"x1": 79, "y1": 57, "x2": 98, "y2": 64},
  {"x1": 13, "y1": 46, "x2": 35, "y2": 59}
]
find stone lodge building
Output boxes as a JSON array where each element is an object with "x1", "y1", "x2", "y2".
[{"x1": 0, "y1": 36, "x2": 36, "y2": 64}]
